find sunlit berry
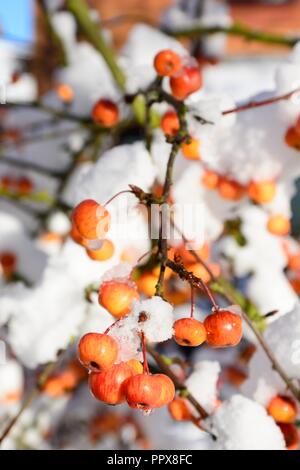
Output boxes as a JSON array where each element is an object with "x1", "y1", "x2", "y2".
[
  {"x1": 125, "y1": 373, "x2": 175, "y2": 410},
  {"x1": 181, "y1": 138, "x2": 201, "y2": 160},
  {"x1": 175, "y1": 243, "x2": 210, "y2": 264},
  {"x1": 89, "y1": 362, "x2": 135, "y2": 405},
  {"x1": 287, "y1": 252, "x2": 300, "y2": 271},
  {"x1": 154, "y1": 374, "x2": 176, "y2": 407},
  {"x1": 204, "y1": 310, "x2": 243, "y2": 347},
  {"x1": 267, "y1": 395, "x2": 297, "y2": 424},
  {"x1": 267, "y1": 214, "x2": 291, "y2": 236},
  {"x1": 78, "y1": 333, "x2": 118, "y2": 371},
  {"x1": 136, "y1": 272, "x2": 158, "y2": 297},
  {"x1": 188, "y1": 262, "x2": 220, "y2": 284},
  {"x1": 285, "y1": 126, "x2": 300, "y2": 150},
  {"x1": 160, "y1": 110, "x2": 180, "y2": 136},
  {"x1": 278, "y1": 423, "x2": 299, "y2": 450},
  {"x1": 218, "y1": 178, "x2": 245, "y2": 201},
  {"x1": 43, "y1": 360, "x2": 86, "y2": 397},
  {"x1": 201, "y1": 169, "x2": 220, "y2": 189},
  {"x1": 173, "y1": 318, "x2": 207, "y2": 347},
  {"x1": 170, "y1": 65, "x2": 203, "y2": 100},
  {"x1": 56, "y1": 83, "x2": 74, "y2": 103},
  {"x1": 86, "y1": 239, "x2": 115, "y2": 261},
  {"x1": 168, "y1": 397, "x2": 192, "y2": 421},
  {"x1": 127, "y1": 359, "x2": 144, "y2": 374},
  {"x1": 92, "y1": 99, "x2": 119, "y2": 127},
  {"x1": 99, "y1": 280, "x2": 140, "y2": 318},
  {"x1": 248, "y1": 180, "x2": 276, "y2": 204},
  {"x1": 154, "y1": 50, "x2": 181, "y2": 77},
  {"x1": 72, "y1": 199, "x2": 111, "y2": 240}
]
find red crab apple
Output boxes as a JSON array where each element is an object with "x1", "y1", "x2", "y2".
[
  {"x1": 204, "y1": 310, "x2": 243, "y2": 347},
  {"x1": 89, "y1": 362, "x2": 136, "y2": 405}
]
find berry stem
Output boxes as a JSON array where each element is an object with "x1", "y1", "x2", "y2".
[
  {"x1": 190, "y1": 285, "x2": 195, "y2": 318},
  {"x1": 141, "y1": 332, "x2": 150, "y2": 375},
  {"x1": 104, "y1": 189, "x2": 134, "y2": 207},
  {"x1": 104, "y1": 318, "x2": 121, "y2": 335}
]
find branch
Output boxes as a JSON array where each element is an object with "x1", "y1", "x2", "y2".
[
  {"x1": 165, "y1": 22, "x2": 298, "y2": 48},
  {"x1": 65, "y1": 0, "x2": 126, "y2": 92}
]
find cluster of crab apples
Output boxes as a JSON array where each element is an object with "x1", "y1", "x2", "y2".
[
  {"x1": 0, "y1": 175, "x2": 34, "y2": 196},
  {"x1": 72, "y1": 198, "x2": 244, "y2": 412}
]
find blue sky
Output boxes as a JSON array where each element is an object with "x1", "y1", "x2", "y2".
[{"x1": 0, "y1": 0, "x2": 33, "y2": 42}]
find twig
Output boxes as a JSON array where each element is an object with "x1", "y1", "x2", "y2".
[
  {"x1": 222, "y1": 87, "x2": 300, "y2": 116},
  {"x1": 165, "y1": 22, "x2": 298, "y2": 48}
]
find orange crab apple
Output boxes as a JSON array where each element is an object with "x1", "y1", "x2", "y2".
[
  {"x1": 99, "y1": 280, "x2": 140, "y2": 318},
  {"x1": 285, "y1": 127, "x2": 300, "y2": 150},
  {"x1": 168, "y1": 397, "x2": 192, "y2": 421},
  {"x1": 78, "y1": 333, "x2": 118, "y2": 371},
  {"x1": 201, "y1": 169, "x2": 220, "y2": 190},
  {"x1": 86, "y1": 239, "x2": 115, "y2": 261},
  {"x1": 267, "y1": 395, "x2": 297, "y2": 424},
  {"x1": 17, "y1": 177, "x2": 33, "y2": 195},
  {"x1": 92, "y1": 99, "x2": 119, "y2": 127},
  {"x1": 287, "y1": 252, "x2": 300, "y2": 271},
  {"x1": 136, "y1": 272, "x2": 158, "y2": 297},
  {"x1": 278, "y1": 423, "x2": 299, "y2": 450},
  {"x1": 70, "y1": 224, "x2": 89, "y2": 247},
  {"x1": 56, "y1": 83, "x2": 74, "y2": 103},
  {"x1": 181, "y1": 138, "x2": 201, "y2": 160},
  {"x1": 154, "y1": 374, "x2": 176, "y2": 407},
  {"x1": 72, "y1": 199, "x2": 111, "y2": 240},
  {"x1": 188, "y1": 262, "x2": 220, "y2": 284},
  {"x1": 175, "y1": 242, "x2": 210, "y2": 264},
  {"x1": 170, "y1": 65, "x2": 203, "y2": 100},
  {"x1": 173, "y1": 318, "x2": 207, "y2": 347},
  {"x1": 154, "y1": 50, "x2": 181, "y2": 77},
  {"x1": 127, "y1": 359, "x2": 144, "y2": 374},
  {"x1": 248, "y1": 180, "x2": 276, "y2": 204},
  {"x1": 218, "y1": 178, "x2": 245, "y2": 201},
  {"x1": 204, "y1": 310, "x2": 243, "y2": 348},
  {"x1": 89, "y1": 362, "x2": 135, "y2": 405},
  {"x1": 267, "y1": 214, "x2": 291, "y2": 236},
  {"x1": 160, "y1": 110, "x2": 180, "y2": 136}
]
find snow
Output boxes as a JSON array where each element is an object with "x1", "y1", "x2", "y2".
[
  {"x1": 207, "y1": 395, "x2": 285, "y2": 450},
  {"x1": 186, "y1": 361, "x2": 220, "y2": 414}
]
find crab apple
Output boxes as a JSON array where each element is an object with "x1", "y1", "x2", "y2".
[
  {"x1": 154, "y1": 374, "x2": 176, "y2": 407},
  {"x1": 173, "y1": 318, "x2": 207, "y2": 347},
  {"x1": 56, "y1": 83, "x2": 74, "y2": 103},
  {"x1": 248, "y1": 180, "x2": 276, "y2": 204},
  {"x1": 287, "y1": 252, "x2": 300, "y2": 271},
  {"x1": 168, "y1": 397, "x2": 192, "y2": 421},
  {"x1": 218, "y1": 178, "x2": 245, "y2": 201},
  {"x1": 181, "y1": 138, "x2": 201, "y2": 160},
  {"x1": 78, "y1": 333, "x2": 118, "y2": 371},
  {"x1": 99, "y1": 280, "x2": 140, "y2": 318},
  {"x1": 160, "y1": 110, "x2": 180, "y2": 136},
  {"x1": 0, "y1": 251, "x2": 17, "y2": 279},
  {"x1": 125, "y1": 374, "x2": 163, "y2": 410},
  {"x1": 267, "y1": 395, "x2": 297, "y2": 423},
  {"x1": 127, "y1": 359, "x2": 143, "y2": 374},
  {"x1": 89, "y1": 362, "x2": 135, "y2": 405},
  {"x1": 201, "y1": 169, "x2": 220, "y2": 190},
  {"x1": 188, "y1": 262, "x2": 220, "y2": 284},
  {"x1": 278, "y1": 423, "x2": 299, "y2": 450},
  {"x1": 86, "y1": 239, "x2": 115, "y2": 261},
  {"x1": 70, "y1": 224, "x2": 89, "y2": 247},
  {"x1": 267, "y1": 214, "x2": 291, "y2": 236},
  {"x1": 125, "y1": 373, "x2": 175, "y2": 410},
  {"x1": 72, "y1": 199, "x2": 111, "y2": 240},
  {"x1": 153, "y1": 49, "x2": 181, "y2": 77},
  {"x1": 175, "y1": 243, "x2": 210, "y2": 264},
  {"x1": 17, "y1": 177, "x2": 33, "y2": 195},
  {"x1": 285, "y1": 127, "x2": 300, "y2": 150},
  {"x1": 92, "y1": 99, "x2": 119, "y2": 127},
  {"x1": 1, "y1": 175, "x2": 15, "y2": 191},
  {"x1": 170, "y1": 65, "x2": 203, "y2": 100},
  {"x1": 204, "y1": 310, "x2": 243, "y2": 348},
  {"x1": 43, "y1": 361, "x2": 86, "y2": 397},
  {"x1": 136, "y1": 272, "x2": 158, "y2": 297}
]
